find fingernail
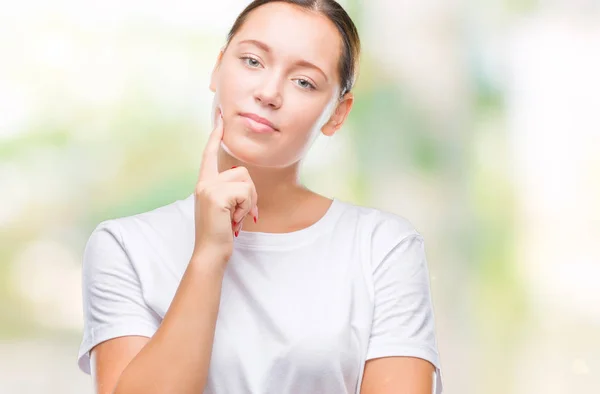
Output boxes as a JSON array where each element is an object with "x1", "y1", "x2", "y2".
[
  {"x1": 235, "y1": 230, "x2": 239, "y2": 237},
  {"x1": 253, "y1": 216, "x2": 257, "y2": 223},
  {"x1": 231, "y1": 166, "x2": 237, "y2": 169}
]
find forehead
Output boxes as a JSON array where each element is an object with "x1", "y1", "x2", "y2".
[{"x1": 232, "y1": 3, "x2": 342, "y2": 74}]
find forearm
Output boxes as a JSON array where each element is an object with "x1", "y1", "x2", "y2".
[{"x1": 113, "y1": 246, "x2": 228, "y2": 394}]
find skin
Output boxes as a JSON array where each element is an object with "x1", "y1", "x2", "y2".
[
  {"x1": 210, "y1": 2, "x2": 353, "y2": 234},
  {"x1": 91, "y1": 3, "x2": 436, "y2": 393}
]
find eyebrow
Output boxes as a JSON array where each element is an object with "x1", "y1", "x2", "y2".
[{"x1": 237, "y1": 39, "x2": 329, "y2": 83}]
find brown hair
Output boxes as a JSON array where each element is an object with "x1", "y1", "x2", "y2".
[{"x1": 225, "y1": 0, "x2": 361, "y2": 98}]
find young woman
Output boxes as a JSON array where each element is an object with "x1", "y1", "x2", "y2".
[{"x1": 77, "y1": 1, "x2": 443, "y2": 393}]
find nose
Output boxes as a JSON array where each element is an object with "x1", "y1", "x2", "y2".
[{"x1": 254, "y1": 74, "x2": 283, "y2": 109}]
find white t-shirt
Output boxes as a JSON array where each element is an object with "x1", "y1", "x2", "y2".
[{"x1": 78, "y1": 194, "x2": 443, "y2": 393}]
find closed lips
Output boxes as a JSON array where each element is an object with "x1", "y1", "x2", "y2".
[{"x1": 240, "y1": 113, "x2": 278, "y2": 131}]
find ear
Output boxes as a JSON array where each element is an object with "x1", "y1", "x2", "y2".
[
  {"x1": 321, "y1": 92, "x2": 354, "y2": 137},
  {"x1": 209, "y1": 49, "x2": 225, "y2": 93}
]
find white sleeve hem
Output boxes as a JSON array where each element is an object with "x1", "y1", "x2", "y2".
[{"x1": 77, "y1": 322, "x2": 158, "y2": 375}]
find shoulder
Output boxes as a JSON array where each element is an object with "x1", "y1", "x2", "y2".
[
  {"x1": 116, "y1": 193, "x2": 194, "y2": 235},
  {"x1": 85, "y1": 193, "x2": 195, "y2": 262},
  {"x1": 335, "y1": 198, "x2": 421, "y2": 240},
  {"x1": 334, "y1": 198, "x2": 423, "y2": 263}
]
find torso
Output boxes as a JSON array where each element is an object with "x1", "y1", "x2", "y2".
[{"x1": 79, "y1": 193, "x2": 437, "y2": 393}]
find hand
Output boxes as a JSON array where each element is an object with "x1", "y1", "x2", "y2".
[{"x1": 192, "y1": 108, "x2": 258, "y2": 263}]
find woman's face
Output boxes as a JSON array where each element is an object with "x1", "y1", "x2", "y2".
[{"x1": 210, "y1": 2, "x2": 353, "y2": 167}]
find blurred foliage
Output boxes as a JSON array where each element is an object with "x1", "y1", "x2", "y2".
[{"x1": 5, "y1": 1, "x2": 599, "y2": 393}]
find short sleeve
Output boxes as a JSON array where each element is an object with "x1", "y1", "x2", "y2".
[
  {"x1": 366, "y1": 233, "x2": 443, "y2": 393},
  {"x1": 77, "y1": 221, "x2": 161, "y2": 374}
]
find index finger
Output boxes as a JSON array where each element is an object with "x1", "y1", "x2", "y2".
[{"x1": 198, "y1": 109, "x2": 224, "y2": 182}]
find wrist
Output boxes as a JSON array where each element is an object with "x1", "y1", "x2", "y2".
[{"x1": 190, "y1": 243, "x2": 231, "y2": 273}]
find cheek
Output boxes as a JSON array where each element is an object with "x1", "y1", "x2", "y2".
[
  {"x1": 289, "y1": 96, "x2": 332, "y2": 130},
  {"x1": 216, "y1": 63, "x2": 248, "y2": 102},
  {"x1": 282, "y1": 104, "x2": 327, "y2": 146},
  {"x1": 294, "y1": 110, "x2": 321, "y2": 133}
]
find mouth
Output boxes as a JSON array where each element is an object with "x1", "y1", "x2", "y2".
[{"x1": 239, "y1": 112, "x2": 279, "y2": 133}]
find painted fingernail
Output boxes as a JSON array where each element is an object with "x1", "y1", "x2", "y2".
[
  {"x1": 231, "y1": 166, "x2": 237, "y2": 169},
  {"x1": 253, "y1": 216, "x2": 257, "y2": 223},
  {"x1": 235, "y1": 230, "x2": 239, "y2": 237}
]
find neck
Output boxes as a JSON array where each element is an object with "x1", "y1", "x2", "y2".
[{"x1": 216, "y1": 146, "x2": 311, "y2": 227}]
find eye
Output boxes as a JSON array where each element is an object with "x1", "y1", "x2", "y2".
[
  {"x1": 241, "y1": 56, "x2": 262, "y2": 68},
  {"x1": 295, "y1": 78, "x2": 316, "y2": 90}
]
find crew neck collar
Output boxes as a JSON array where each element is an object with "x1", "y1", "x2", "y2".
[
  {"x1": 235, "y1": 198, "x2": 344, "y2": 249},
  {"x1": 183, "y1": 194, "x2": 345, "y2": 250}
]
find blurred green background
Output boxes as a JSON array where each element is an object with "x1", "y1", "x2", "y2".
[{"x1": 1, "y1": 0, "x2": 599, "y2": 393}]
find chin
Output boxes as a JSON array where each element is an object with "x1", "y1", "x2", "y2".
[{"x1": 221, "y1": 135, "x2": 275, "y2": 167}]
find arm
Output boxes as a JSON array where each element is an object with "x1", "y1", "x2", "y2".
[
  {"x1": 360, "y1": 356, "x2": 435, "y2": 394},
  {"x1": 363, "y1": 227, "x2": 443, "y2": 393},
  {"x1": 87, "y1": 108, "x2": 258, "y2": 394},
  {"x1": 91, "y1": 336, "x2": 148, "y2": 394},
  {"x1": 92, "y1": 245, "x2": 229, "y2": 394}
]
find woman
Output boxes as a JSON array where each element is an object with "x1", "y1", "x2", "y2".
[{"x1": 77, "y1": 1, "x2": 443, "y2": 393}]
